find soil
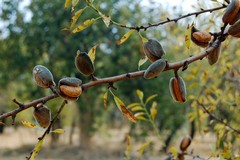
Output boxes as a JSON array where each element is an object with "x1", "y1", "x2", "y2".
[{"x1": 0, "y1": 126, "x2": 224, "y2": 160}]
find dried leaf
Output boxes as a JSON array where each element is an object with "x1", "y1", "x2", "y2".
[
  {"x1": 72, "y1": 18, "x2": 95, "y2": 33},
  {"x1": 0, "y1": 121, "x2": 6, "y2": 126},
  {"x1": 138, "y1": 56, "x2": 148, "y2": 70},
  {"x1": 137, "y1": 142, "x2": 150, "y2": 157},
  {"x1": 52, "y1": 129, "x2": 65, "y2": 134},
  {"x1": 22, "y1": 121, "x2": 38, "y2": 129},
  {"x1": 185, "y1": 23, "x2": 192, "y2": 49},
  {"x1": 113, "y1": 96, "x2": 137, "y2": 123},
  {"x1": 145, "y1": 94, "x2": 157, "y2": 105},
  {"x1": 117, "y1": 30, "x2": 134, "y2": 45},
  {"x1": 99, "y1": 12, "x2": 111, "y2": 27},
  {"x1": 64, "y1": 0, "x2": 72, "y2": 9},
  {"x1": 136, "y1": 89, "x2": 144, "y2": 102},
  {"x1": 103, "y1": 91, "x2": 108, "y2": 108},
  {"x1": 29, "y1": 139, "x2": 44, "y2": 160},
  {"x1": 70, "y1": 7, "x2": 86, "y2": 29},
  {"x1": 88, "y1": 44, "x2": 99, "y2": 63}
]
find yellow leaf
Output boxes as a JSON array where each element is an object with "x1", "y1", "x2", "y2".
[
  {"x1": 113, "y1": 96, "x2": 137, "y2": 123},
  {"x1": 22, "y1": 121, "x2": 38, "y2": 129},
  {"x1": 137, "y1": 142, "x2": 150, "y2": 157},
  {"x1": 88, "y1": 44, "x2": 99, "y2": 63},
  {"x1": 52, "y1": 129, "x2": 65, "y2": 134},
  {"x1": 103, "y1": 90, "x2": 108, "y2": 108},
  {"x1": 138, "y1": 33, "x2": 148, "y2": 43},
  {"x1": 117, "y1": 30, "x2": 134, "y2": 45},
  {"x1": 124, "y1": 135, "x2": 131, "y2": 158},
  {"x1": 169, "y1": 146, "x2": 178, "y2": 157},
  {"x1": 69, "y1": 7, "x2": 86, "y2": 29},
  {"x1": 127, "y1": 103, "x2": 141, "y2": 109},
  {"x1": 64, "y1": 0, "x2": 72, "y2": 9},
  {"x1": 145, "y1": 94, "x2": 157, "y2": 105},
  {"x1": 138, "y1": 56, "x2": 148, "y2": 70},
  {"x1": 72, "y1": 18, "x2": 95, "y2": 33},
  {"x1": 136, "y1": 89, "x2": 144, "y2": 102},
  {"x1": 131, "y1": 106, "x2": 144, "y2": 111},
  {"x1": 135, "y1": 115, "x2": 148, "y2": 121},
  {"x1": 134, "y1": 112, "x2": 147, "y2": 117},
  {"x1": 185, "y1": 23, "x2": 192, "y2": 49},
  {"x1": 29, "y1": 139, "x2": 44, "y2": 160},
  {"x1": 150, "y1": 102, "x2": 157, "y2": 120}
]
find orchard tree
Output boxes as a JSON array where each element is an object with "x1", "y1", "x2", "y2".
[{"x1": 0, "y1": 0, "x2": 239, "y2": 159}]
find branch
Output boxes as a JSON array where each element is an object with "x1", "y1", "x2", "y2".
[
  {"x1": 26, "y1": 100, "x2": 67, "y2": 159},
  {"x1": 85, "y1": 0, "x2": 226, "y2": 31},
  {"x1": 0, "y1": 38, "x2": 222, "y2": 121},
  {"x1": 196, "y1": 100, "x2": 240, "y2": 134}
]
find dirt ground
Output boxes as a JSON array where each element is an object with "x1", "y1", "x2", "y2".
[{"x1": 0, "y1": 126, "x2": 228, "y2": 160}]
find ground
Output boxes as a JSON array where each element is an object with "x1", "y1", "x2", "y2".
[{"x1": 0, "y1": 126, "x2": 221, "y2": 160}]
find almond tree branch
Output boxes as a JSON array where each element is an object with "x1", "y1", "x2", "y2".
[
  {"x1": 0, "y1": 38, "x2": 222, "y2": 121},
  {"x1": 85, "y1": 0, "x2": 226, "y2": 31}
]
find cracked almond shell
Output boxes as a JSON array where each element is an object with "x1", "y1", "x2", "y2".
[{"x1": 169, "y1": 76, "x2": 187, "y2": 103}]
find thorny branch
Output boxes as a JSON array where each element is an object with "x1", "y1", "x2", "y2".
[
  {"x1": 0, "y1": 38, "x2": 222, "y2": 121},
  {"x1": 26, "y1": 100, "x2": 67, "y2": 160}
]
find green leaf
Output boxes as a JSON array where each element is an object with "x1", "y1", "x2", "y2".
[
  {"x1": 71, "y1": 18, "x2": 95, "y2": 33},
  {"x1": 138, "y1": 56, "x2": 148, "y2": 70},
  {"x1": 113, "y1": 96, "x2": 137, "y2": 123},
  {"x1": 88, "y1": 44, "x2": 99, "y2": 63},
  {"x1": 64, "y1": 0, "x2": 72, "y2": 9},
  {"x1": 145, "y1": 94, "x2": 158, "y2": 105},
  {"x1": 29, "y1": 139, "x2": 44, "y2": 160},
  {"x1": 69, "y1": 7, "x2": 87, "y2": 29},
  {"x1": 71, "y1": 0, "x2": 79, "y2": 11},
  {"x1": 136, "y1": 89, "x2": 144, "y2": 102},
  {"x1": 103, "y1": 90, "x2": 108, "y2": 108},
  {"x1": 117, "y1": 30, "x2": 135, "y2": 45},
  {"x1": 185, "y1": 23, "x2": 192, "y2": 49},
  {"x1": 22, "y1": 121, "x2": 38, "y2": 129},
  {"x1": 52, "y1": 129, "x2": 65, "y2": 134}
]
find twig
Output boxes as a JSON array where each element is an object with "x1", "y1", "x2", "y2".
[
  {"x1": 183, "y1": 151, "x2": 207, "y2": 160},
  {"x1": 196, "y1": 100, "x2": 240, "y2": 134},
  {"x1": 0, "y1": 38, "x2": 222, "y2": 121},
  {"x1": 85, "y1": 0, "x2": 226, "y2": 31},
  {"x1": 26, "y1": 100, "x2": 67, "y2": 159}
]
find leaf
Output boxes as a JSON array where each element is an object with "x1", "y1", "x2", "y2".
[
  {"x1": 64, "y1": 0, "x2": 72, "y2": 9},
  {"x1": 88, "y1": 44, "x2": 99, "y2": 63},
  {"x1": 71, "y1": 18, "x2": 95, "y2": 33},
  {"x1": 137, "y1": 142, "x2": 150, "y2": 157},
  {"x1": 124, "y1": 135, "x2": 131, "y2": 158},
  {"x1": 29, "y1": 139, "x2": 44, "y2": 160},
  {"x1": 135, "y1": 116, "x2": 148, "y2": 121},
  {"x1": 145, "y1": 94, "x2": 157, "y2": 105},
  {"x1": 136, "y1": 89, "x2": 144, "y2": 102},
  {"x1": 138, "y1": 33, "x2": 148, "y2": 43},
  {"x1": 117, "y1": 30, "x2": 135, "y2": 45},
  {"x1": 113, "y1": 96, "x2": 137, "y2": 123},
  {"x1": 150, "y1": 102, "x2": 157, "y2": 120},
  {"x1": 127, "y1": 103, "x2": 141, "y2": 109},
  {"x1": 103, "y1": 90, "x2": 108, "y2": 108},
  {"x1": 134, "y1": 112, "x2": 147, "y2": 117},
  {"x1": 131, "y1": 106, "x2": 145, "y2": 111},
  {"x1": 69, "y1": 7, "x2": 87, "y2": 29},
  {"x1": 169, "y1": 146, "x2": 178, "y2": 157},
  {"x1": 52, "y1": 129, "x2": 65, "y2": 134},
  {"x1": 99, "y1": 12, "x2": 111, "y2": 27},
  {"x1": 71, "y1": 0, "x2": 79, "y2": 11},
  {"x1": 22, "y1": 121, "x2": 38, "y2": 129},
  {"x1": 0, "y1": 121, "x2": 6, "y2": 126},
  {"x1": 138, "y1": 56, "x2": 148, "y2": 70},
  {"x1": 185, "y1": 23, "x2": 192, "y2": 49}
]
